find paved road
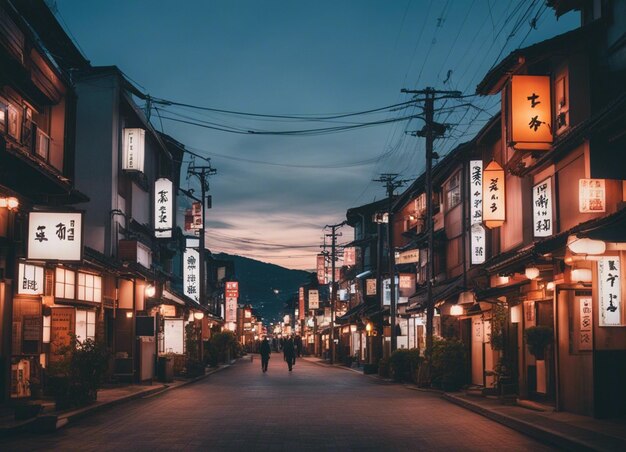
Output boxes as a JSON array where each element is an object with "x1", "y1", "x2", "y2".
[{"x1": 2, "y1": 356, "x2": 554, "y2": 451}]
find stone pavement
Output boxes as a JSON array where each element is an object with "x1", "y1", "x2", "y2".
[
  {"x1": 302, "y1": 356, "x2": 626, "y2": 452},
  {"x1": 0, "y1": 361, "x2": 232, "y2": 438}
]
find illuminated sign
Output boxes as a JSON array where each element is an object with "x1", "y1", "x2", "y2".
[
  {"x1": 343, "y1": 247, "x2": 356, "y2": 266},
  {"x1": 366, "y1": 278, "x2": 377, "y2": 296},
  {"x1": 598, "y1": 256, "x2": 622, "y2": 326},
  {"x1": 510, "y1": 75, "x2": 552, "y2": 150},
  {"x1": 578, "y1": 297, "x2": 592, "y2": 350},
  {"x1": 397, "y1": 249, "x2": 419, "y2": 264},
  {"x1": 471, "y1": 224, "x2": 486, "y2": 265},
  {"x1": 470, "y1": 160, "x2": 483, "y2": 224},
  {"x1": 18, "y1": 263, "x2": 44, "y2": 295},
  {"x1": 183, "y1": 248, "x2": 200, "y2": 302},
  {"x1": 225, "y1": 281, "x2": 239, "y2": 298},
  {"x1": 28, "y1": 212, "x2": 83, "y2": 261},
  {"x1": 317, "y1": 254, "x2": 326, "y2": 284},
  {"x1": 382, "y1": 277, "x2": 399, "y2": 306},
  {"x1": 308, "y1": 289, "x2": 319, "y2": 309},
  {"x1": 122, "y1": 128, "x2": 145, "y2": 172},
  {"x1": 482, "y1": 161, "x2": 505, "y2": 229},
  {"x1": 579, "y1": 179, "x2": 606, "y2": 213},
  {"x1": 154, "y1": 178, "x2": 173, "y2": 238},
  {"x1": 533, "y1": 177, "x2": 553, "y2": 237},
  {"x1": 225, "y1": 297, "x2": 237, "y2": 323},
  {"x1": 299, "y1": 287, "x2": 305, "y2": 320}
]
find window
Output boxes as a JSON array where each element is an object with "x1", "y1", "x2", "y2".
[
  {"x1": 75, "y1": 309, "x2": 96, "y2": 342},
  {"x1": 555, "y1": 74, "x2": 569, "y2": 134},
  {"x1": 0, "y1": 97, "x2": 6, "y2": 133},
  {"x1": 7, "y1": 102, "x2": 21, "y2": 141},
  {"x1": 445, "y1": 172, "x2": 461, "y2": 211},
  {"x1": 77, "y1": 273, "x2": 102, "y2": 303},
  {"x1": 55, "y1": 267, "x2": 75, "y2": 299}
]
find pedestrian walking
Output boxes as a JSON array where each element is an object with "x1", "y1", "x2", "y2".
[
  {"x1": 283, "y1": 337, "x2": 296, "y2": 371},
  {"x1": 260, "y1": 337, "x2": 271, "y2": 372}
]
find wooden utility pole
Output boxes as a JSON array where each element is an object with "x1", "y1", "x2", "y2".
[{"x1": 325, "y1": 221, "x2": 345, "y2": 364}]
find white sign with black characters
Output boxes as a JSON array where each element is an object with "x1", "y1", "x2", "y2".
[
  {"x1": 533, "y1": 177, "x2": 553, "y2": 237},
  {"x1": 308, "y1": 289, "x2": 319, "y2": 310},
  {"x1": 28, "y1": 212, "x2": 82, "y2": 261},
  {"x1": 578, "y1": 297, "x2": 593, "y2": 350},
  {"x1": 122, "y1": 128, "x2": 145, "y2": 172},
  {"x1": 154, "y1": 178, "x2": 173, "y2": 238},
  {"x1": 183, "y1": 247, "x2": 200, "y2": 303},
  {"x1": 470, "y1": 224, "x2": 486, "y2": 265},
  {"x1": 470, "y1": 160, "x2": 483, "y2": 225},
  {"x1": 18, "y1": 263, "x2": 44, "y2": 295},
  {"x1": 598, "y1": 256, "x2": 622, "y2": 326}
]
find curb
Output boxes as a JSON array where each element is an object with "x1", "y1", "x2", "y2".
[{"x1": 442, "y1": 393, "x2": 598, "y2": 451}]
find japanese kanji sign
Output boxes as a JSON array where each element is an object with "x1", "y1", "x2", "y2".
[
  {"x1": 122, "y1": 128, "x2": 145, "y2": 172},
  {"x1": 308, "y1": 289, "x2": 319, "y2": 310},
  {"x1": 317, "y1": 254, "x2": 326, "y2": 284},
  {"x1": 397, "y1": 249, "x2": 419, "y2": 264},
  {"x1": 533, "y1": 177, "x2": 553, "y2": 237},
  {"x1": 343, "y1": 247, "x2": 356, "y2": 266},
  {"x1": 154, "y1": 178, "x2": 173, "y2": 238},
  {"x1": 225, "y1": 297, "x2": 237, "y2": 323},
  {"x1": 28, "y1": 212, "x2": 82, "y2": 261},
  {"x1": 598, "y1": 256, "x2": 622, "y2": 326},
  {"x1": 225, "y1": 281, "x2": 239, "y2": 298},
  {"x1": 299, "y1": 287, "x2": 305, "y2": 320},
  {"x1": 183, "y1": 247, "x2": 200, "y2": 302},
  {"x1": 471, "y1": 224, "x2": 486, "y2": 264},
  {"x1": 510, "y1": 75, "x2": 552, "y2": 149},
  {"x1": 469, "y1": 160, "x2": 483, "y2": 225},
  {"x1": 579, "y1": 179, "x2": 606, "y2": 213},
  {"x1": 482, "y1": 161, "x2": 505, "y2": 229},
  {"x1": 17, "y1": 263, "x2": 44, "y2": 295},
  {"x1": 578, "y1": 297, "x2": 593, "y2": 350},
  {"x1": 366, "y1": 278, "x2": 377, "y2": 296}
]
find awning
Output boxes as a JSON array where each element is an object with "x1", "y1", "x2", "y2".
[
  {"x1": 407, "y1": 276, "x2": 464, "y2": 312},
  {"x1": 581, "y1": 207, "x2": 626, "y2": 243},
  {"x1": 356, "y1": 270, "x2": 372, "y2": 279},
  {"x1": 162, "y1": 289, "x2": 186, "y2": 306}
]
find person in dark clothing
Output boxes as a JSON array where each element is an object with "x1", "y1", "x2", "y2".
[
  {"x1": 283, "y1": 337, "x2": 296, "y2": 371},
  {"x1": 260, "y1": 337, "x2": 271, "y2": 372},
  {"x1": 295, "y1": 335, "x2": 303, "y2": 357}
]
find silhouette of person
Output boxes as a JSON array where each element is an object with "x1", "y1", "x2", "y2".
[
  {"x1": 283, "y1": 337, "x2": 296, "y2": 371},
  {"x1": 260, "y1": 337, "x2": 271, "y2": 372}
]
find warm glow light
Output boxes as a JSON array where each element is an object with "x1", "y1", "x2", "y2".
[
  {"x1": 126, "y1": 311, "x2": 133, "y2": 318},
  {"x1": 365, "y1": 322, "x2": 372, "y2": 333},
  {"x1": 450, "y1": 305, "x2": 464, "y2": 316},
  {"x1": 571, "y1": 268, "x2": 592, "y2": 283},
  {"x1": 525, "y1": 267, "x2": 540, "y2": 280},
  {"x1": 0, "y1": 198, "x2": 7, "y2": 208},
  {"x1": 7, "y1": 197, "x2": 19, "y2": 210},
  {"x1": 567, "y1": 235, "x2": 606, "y2": 255},
  {"x1": 482, "y1": 161, "x2": 505, "y2": 229},
  {"x1": 510, "y1": 305, "x2": 522, "y2": 324},
  {"x1": 546, "y1": 282, "x2": 555, "y2": 291},
  {"x1": 145, "y1": 284, "x2": 156, "y2": 298},
  {"x1": 458, "y1": 291, "x2": 475, "y2": 305},
  {"x1": 193, "y1": 312, "x2": 204, "y2": 320},
  {"x1": 510, "y1": 75, "x2": 552, "y2": 150}
]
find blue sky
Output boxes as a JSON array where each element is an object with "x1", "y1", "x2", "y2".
[{"x1": 54, "y1": 0, "x2": 579, "y2": 269}]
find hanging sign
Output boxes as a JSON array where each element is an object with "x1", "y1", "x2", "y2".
[
  {"x1": 299, "y1": 287, "x2": 305, "y2": 320},
  {"x1": 154, "y1": 178, "x2": 173, "y2": 238},
  {"x1": 366, "y1": 278, "x2": 377, "y2": 296},
  {"x1": 578, "y1": 297, "x2": 593, "y2": 350},
  {"x1": 28, "y1": 212, "x2": 83, "y2": 261},
  {"x1": 510, "y1": 75, "x2": 552, "y2": 149},
  {"x1": 397, "y1": 249, "x2": 419, "y2": 264},
  {"x1": 470, "y1": 160, "x2": 483, "y2": 225},
  {"x1": 579, "y1": 179, "x2": 606, "y2": 213},
  {"x1": 533, "y1": 177, "x2": 553, "y2": 237},
  {"x1": 183, "y1": 248, "x2": 200, "y2": 302},
  {"x1": 343, "y1": 247, "x2": 356, "y2": 266},
  {"x1": 382, "y1": 277, "x2": 399, "y2": 306},
  {"x1": 598, "y1": 256, "x2": 622, "y2": 326},
  {"x1": 122, "y1": 128, "x2": 145, "y2": 172},
  {"x1": 483, "y1": 161, "x2": 505, "y2": 229},
  {"x1": 317, "y1": 254, "x2": 326, "y2": 284},
  {"x1": 308, "y1": 289, "x2": 319, "y2": 310},
  {"x1": 17, "y1": 263, "x2": 44, "y2": 295},
  {"x1": 470, "y1": 224, "x2": 486, "y2": 264},
  {"x1": 225, "y1": 281, "x2": 239, "y2": 298},
  {"x1": 225, "y1": 297, "x2": 237, "y2": 323}
]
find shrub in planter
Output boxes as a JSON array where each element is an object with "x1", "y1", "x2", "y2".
[
  {"x1": 524, "y1": 326, "x2": 553, "y2": 360},
  {"x1": 389, "y1": 349, "x2": 422, "y2": 382},
  {"x1": 429, "y1": 338, "x2": 467, "y2": 391},
  {"x1": 207, "y1": 331, "x2": 240, "y2": 365}
]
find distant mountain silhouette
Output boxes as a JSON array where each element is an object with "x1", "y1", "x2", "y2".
[{"x1": 214, "y1": 253, "x2": 313, "y2": 322}]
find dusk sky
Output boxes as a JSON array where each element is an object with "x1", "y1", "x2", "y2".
[{"x1": 54, "y1": 0, "x2": 579, "y2": 270}]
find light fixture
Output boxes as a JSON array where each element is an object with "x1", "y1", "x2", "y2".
[
  {"x1": 193, "y1": 311, "x2": 204, "y2": 320},
  {"x1": 126, "y1": 311, "x2": 134, "y2": 318},
  {"x1": 365, "y1": 322, "x2": 372, "y2": 335},
  {"x1": 188, "y1": 312, "x2": 194, "y2": 322},
  {"x1": 510, "y1": 305, "x2": 522, "y2": 324},
  {"x1": 525, "y1": 266, "x2": 540, "y2": 280},
  {"x1": 450, "y1": 304, "x2": 464, "y2": 316},
  {"x1": 567, "y1": 235, "x2": 606, "y2": 256},
  {"x1": 7, "y1": 197, "x2": 19, "y2": 210},
  {"x1": 546, "y1": 282, "x2": 555, "y2": 291},
  {"x1": 458, "y1": 291, "x2": 475, "y2": 305},
  {"x1": 145, "y1": 284, "x2": 156, "y2": 298},
  {"x1": 571, "y1": 268, "x2": 592, "y2": 283},
  {"x1": 0, "y1": 198, "x2": 7, "y2": 208}
]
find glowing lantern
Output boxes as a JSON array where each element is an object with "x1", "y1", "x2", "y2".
[
  {"x1": 482, "y1": 161, "x2": 505, "y2": 229},
  {"x1": 449, "y1": 305, "x2": 464, "y2": 316},
  {"x1": 525, "y1": 267, "x2": 540, "y2": 280},
  {"x1": 567, "y1": 235, "x2": 606, "y2": 256},
  {"x1": 510, "y1": 75, "x2": 552, "y2": 150}
]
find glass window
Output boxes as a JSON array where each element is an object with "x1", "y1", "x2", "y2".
[
  {"x1": 7, "y1": 102, "x2": 21, "y2": 141},
  {"x1": 75, "y1": 309, "x2": 96, "y2": 342},
  {"x1": 55, "y1": 268, "x2": 75, "y2": 299},
  {"x1": 446, "y1": 172, "x2": 461, "y2": 211},
  {"x1": 77, "y1": 273, "x2": 102, "y2": 303}
]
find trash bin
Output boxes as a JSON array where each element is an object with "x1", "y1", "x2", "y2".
[{"x1": 157, "y1": 356, "x2": 174, "y2": 382}]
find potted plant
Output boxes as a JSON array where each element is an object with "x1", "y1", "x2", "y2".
[{"x1": 524, "y1": 325, "x2": 553, "y2": 360}]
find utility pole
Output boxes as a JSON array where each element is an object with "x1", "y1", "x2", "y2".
[
  {"x1": 187, "y1": 162, "x2": 217, "y2": 311},
  {"x1": 324, "y1": 221, "x2": 345, "y2": 364},
  {"x1": 401, "y1": 87, "x2": 461, "y2": 372},
  {"x1": 373, "y1": 174, "x2": 409, "y2": 353}
]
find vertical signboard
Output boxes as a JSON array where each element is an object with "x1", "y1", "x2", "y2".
[
  {"x1": 225, "y1": 281, "x2": 239, "y2": 298},
  {"x1": 154, "y1": 178, "x2": 173, "y2": 238},
  {"x1": 122, "y1": 128, "x2": 145, "y2": 172},
  {"x1": 317, "y1": 254, "x2": 326, "y2": 284},
  {"x1": 225, "y1": 297, "x2": 237, "y2": 323},
  {"x1": 17, "y1": 263, "x2": 44, "y2": 295},
  {"x1": 343, "y1": 247, "x2": 356, "y2": 266},
  {"x1": 366, "y1": 278, "x2": 377, "y2": 296},
  {"x1": 533, "y1": 177, "x2": 553, "y2": 237},
  {"x1": 483, "y1": 161, "x2": 505, "y2": 229},
  {"x1": 469, "y1": 160, "x2": 483, "y2": 225},
  {"x1": 598, "y1": 256, "x2": 622, "y2": 326},
  {"x1": 183, "y1": 248, "x2": 200, "y2": 303},
  {"x1": 579, "y1": 179, "x2": 606, "y2": 213},
  {"x1": 470, "y1": 224, "x2": 486, "y2": 264},
  {"x1": 298, "y1": 287, "x2": 305, "y2": 321},
  {"x1": 510, "y1": 75, "x2": 552, "y2": 149},
  {"x1": 308, "y1": 289, "x2": 319, "y2": 310},
  {"x1": 28, "y1": 212, "x2": 83, "y2": 261},
  {"x1": 578, "y1": 297, "x2": 593, "y2": 351}
]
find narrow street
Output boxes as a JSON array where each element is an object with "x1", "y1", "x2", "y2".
[{"x1": 2, "y1": 358, "x2": 552, "y2": 451}]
